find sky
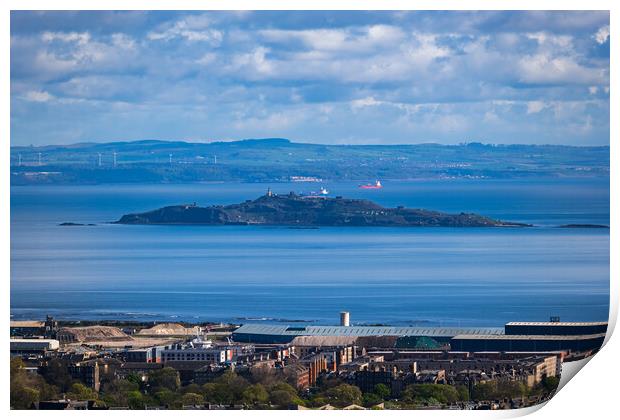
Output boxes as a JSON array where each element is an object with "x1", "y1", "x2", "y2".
[{"x1": 10, "y1": 11, "x2": 610, "y2": 146}]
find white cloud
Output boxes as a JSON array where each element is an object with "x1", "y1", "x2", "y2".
[
  {"x1": 196, "y1": 52, "x2": 217, "y2": 65},
  {"x1": 526, "y1": 32, "x2": 572, "y2": 49},
  {"x1": 23, "y1": 90, "x2": 54, "y2": 102},
  {"x1": 111, "y1": 33, "x2": 136, "y2": 50},
  {"x1": 594, "y1": 25, "x2": 610, "y2": 44},
  {"x1": 228, "y1": 47, "x2": 273, "y2": 76},
  {"x1": 350, "y1": 96, "x2": 382, "y2": 109},
  {"x1": 526, "y1": 101, "x2": 547, "y2": 114},
  {"x1": 589, "y1": 86, "x2": 599, "y2": 95},
  {"x1": 518, "y1": 54, "x2": 606, "y2": 85},
  {"x1": 148, "y1": 15, "x2": 223, "y2": 44},
  {"x1": 218, "y1": 30, "x2": 453, "y2": 85},
  {"x1": 492, "y1": 100, "x2": 516, "y2": 107},
  {"x1": 260, "y1": 25, "x2": 405, "y2": 54},
  {"x1": 41, "y1": 31, "x2": 90, "y2": 45},
  {"x1": 25, "y1": 32, "x2": 141, "y2": 82}
]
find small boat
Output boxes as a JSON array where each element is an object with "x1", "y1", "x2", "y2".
[{"x1": 359, "y1": 180, "x2": 382, "y2": 189}]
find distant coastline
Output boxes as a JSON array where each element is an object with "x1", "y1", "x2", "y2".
[{"x1": 10, "y1": 139, "x2": 610, "y2": 185}]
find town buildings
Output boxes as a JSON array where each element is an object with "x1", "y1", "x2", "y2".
[{"x1": 10, "y1": 317, "x2": 607, "y2": 410}]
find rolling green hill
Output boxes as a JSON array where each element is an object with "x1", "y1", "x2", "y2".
[{"x1": 10, "y1": 138, "x2": 609, "y2": 185}]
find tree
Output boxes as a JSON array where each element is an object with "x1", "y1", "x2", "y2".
[
  {"x1": 496, "y1": 380, "x2": 527, "y2": 399},
  {"x1": 67, "y1": 383, "x2": 98, "y2": 401},
  {"x1": 181, "y1": 393, "x2": 204, "y2": 406},
  {"x1": 455, "y1": 384, "x2": 470, "y2": 401},
  {"x1": 39, "y1": 359, "x2": 73, "y2": 392},
  {"x1": 323, "y1": 384, "x2": 363, "y2": 407},
  {"x1": 105, "y1": 378, "x2": 139, "y2": 394},
  {"x1": 541, "y1": 376, "x2": 560, "y2": 394},
  {"x1": 269, "y1": 390, "x2": 294, "y2": 408},
  {"x1": 402, "y1": 384, "x2": 459, "y2": 405},
  {"x1": 127, "y1": 390, "x2": 145, "y2": 410},
  {"x1": 472, "y1": 380, "x2": 528, "y2": 401},
  {"x1": 216, "y1": 370, "x2": 249, "y2": 403},
  {"x1": 270, "y1": 382, "x2": 298, "y2": 395},
  {"x1": 11, "y1": 386, "x2": 40, "y2": 409},
  {"x1": 126, "y1": 373, "x2": 145, "y2": 389},
  {"x1": 181, "y1": 383, "x2": 202, "y2": 395},
  {"x1": 148, "y1": 367, "x2": 180, "y2": 391},
  {"x1": 11, "y1": 358, "x2": 34, "y2": 409},
  {"x1": 202, "y1": 382, "x2": 234, "y2": 405},
  {"x1": 242, "y1": 384, "x2": 269, "y2": 406},
  {"x1": 373, "y1": 383, "x2": 391, "y2": 400},
  {"x1": 308, "y1": 395, "x2": 328, "y2": 408},
  {"x1": 471, "y1": 382, "x2": 496, "y2": 401},
  {"x1": 154, "y1": 389, "x2": 178, "y2": 407},
  {"x1": 250, "y1": 364, "x2": 280, "y2": 386},
  {"x1": 362, "y1": 393, "x2": 382, "y2": 407},
  {"x1": 316, "y1": 375, "x2": 343, "y2": 391},
  {"x1": 101, "y1": 379, "x2": 140, "y2": 407},
  {"x1": 10, "y1": 358, "x2": 59, "y2": 409},
  {"x1": 269, "y1": 382, "x2": 300, "y2": 408},
  {"x1": 10, "y1": 358, "x2": 25, "y2": 376}
]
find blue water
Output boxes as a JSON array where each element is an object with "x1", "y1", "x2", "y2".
[{"x1": 10, "y1": 179, "x2": 610, "y2": 327}]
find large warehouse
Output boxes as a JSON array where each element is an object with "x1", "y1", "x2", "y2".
[
  {"x1": 450, "y1": 333, "x2": 606, "y2": 352},
  {"x1": 504, "y1": 321, "x2": 608, "y2": 336},
  {"x1": 232, "y1": 321, "x2": 607, "y2": 353},
  {"x1": 232, "y1": 324, "x2": 503, "y2": 344},
  {"x1": 10, "y1": 338, "x2": 60, "y2": 354}
]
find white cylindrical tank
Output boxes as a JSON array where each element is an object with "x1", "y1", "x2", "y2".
[{"x1": 340, "y1": 311, "x2": 350, "y2": 327}]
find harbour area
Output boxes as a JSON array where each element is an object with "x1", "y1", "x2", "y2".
[{"x1": 10, "y1": 314, "x2": 606, "y2": 410}]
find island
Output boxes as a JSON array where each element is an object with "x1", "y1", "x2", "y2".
[
  {"x1": 115, "y1": 190, "x2": 529, "y2": 228},
  {"x1": 558, "y1": 224, "x2": 609, "y2": 229}
]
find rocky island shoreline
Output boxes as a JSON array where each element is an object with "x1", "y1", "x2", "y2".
[{"x1": 114, "y1": 191, "x2": 530, "y2": 228}]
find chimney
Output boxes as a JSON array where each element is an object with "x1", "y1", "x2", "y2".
[{"x1": 340, "y1": 311, "x2": 350, "y2": 327}]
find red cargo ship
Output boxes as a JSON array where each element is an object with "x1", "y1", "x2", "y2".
[{"x1": 359, "y1": 180, "x2": 382, "y2": 189}]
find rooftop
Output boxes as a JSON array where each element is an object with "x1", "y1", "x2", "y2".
[
  {"x1": 10, "y1": 338, "x2": 59, "y2": 344},
  {"x1": 290, "y1": 335, "x2": 358, "y2": 347},
  {"x1": 10, "y1": 338, "x2": 60, "y2": 350},
  {"x1": 11, "y1": 321, "x2": 45, "y2": 328},
  {"x1": 452, "y1": 333, "x2": 606, "y2": 341},
  {"x1": 233, "y1": 324, "x2": 504, "y2": 338}
]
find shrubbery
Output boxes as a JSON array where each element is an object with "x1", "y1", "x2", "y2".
[{"x1": 10, "y1": 357, "x2": 559, "y2": 410}]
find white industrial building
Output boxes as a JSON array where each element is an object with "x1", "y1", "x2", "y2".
[
  {"x1": 10, "y1": 338, "x2": 60, "y2": 354},
  {"x1": 160, "y1": 348, "x2": 230, "y2": 363}
]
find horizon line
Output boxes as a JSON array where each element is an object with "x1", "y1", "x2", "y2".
[{"x1": 9, "y1": 138, "x2": 611, "y2": 150}]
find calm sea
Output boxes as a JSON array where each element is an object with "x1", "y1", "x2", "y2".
[{"x1": 10, "y1": 178, "x2": 610, "y2": 327}]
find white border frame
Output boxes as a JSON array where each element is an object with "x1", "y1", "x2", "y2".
[{"x1": 2, "y1": 2, "x2": 616, "y2": 420}]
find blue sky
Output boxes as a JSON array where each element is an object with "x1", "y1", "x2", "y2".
[{"x1": 10, "y1": 11, "x2": 610, "y2": 146}]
